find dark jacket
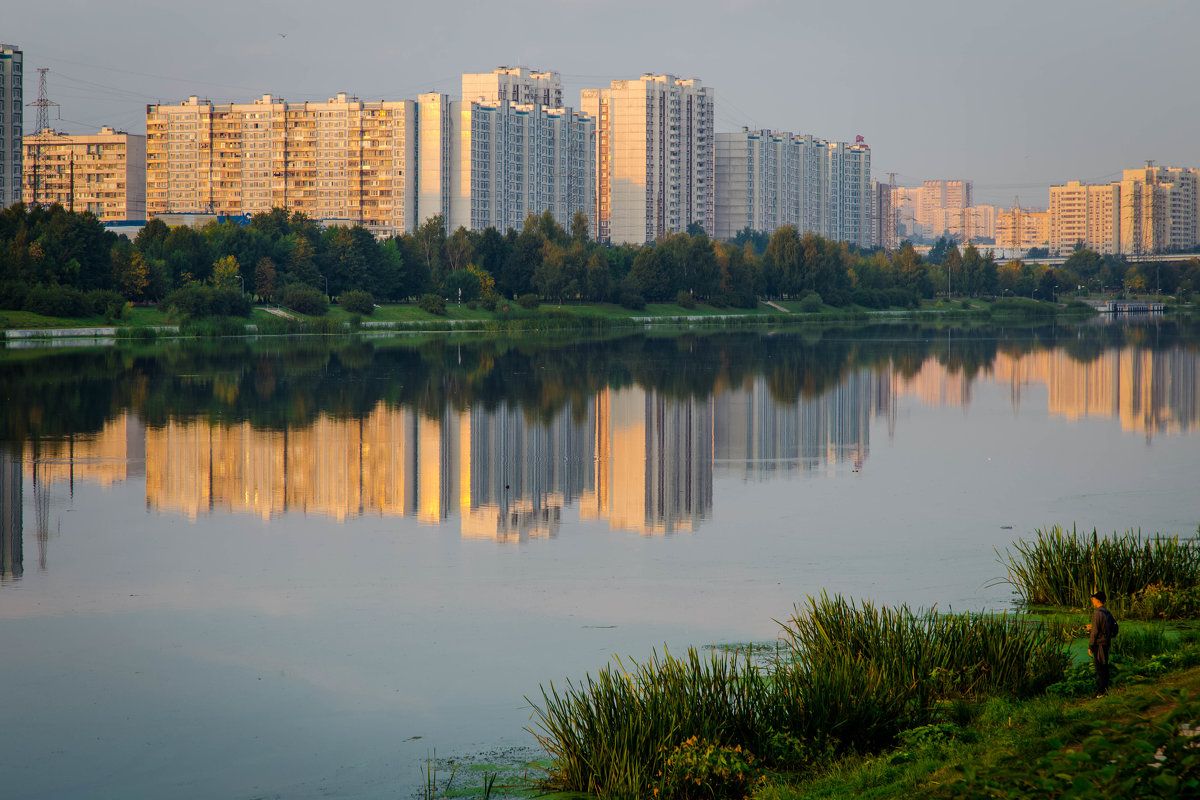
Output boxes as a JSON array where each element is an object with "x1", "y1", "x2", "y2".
[{"x1": 1089, "y1": 605, "x2": 1113, "y2": 650}]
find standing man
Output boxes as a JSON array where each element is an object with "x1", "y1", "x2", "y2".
[{"x1": 1088, "y1": 590, "x2": 1116, "y2": 697}]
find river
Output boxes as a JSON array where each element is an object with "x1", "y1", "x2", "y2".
[{"x1": 1, "y1": 318, "x2": 1197, "y2": 798}]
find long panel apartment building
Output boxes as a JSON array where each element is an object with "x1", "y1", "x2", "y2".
[
  {"x1": 715, "y1": 128, "x2": 873, "y2": 248},
  {"x1": 582, "y1": 74, "x2": 715, "y2": 244},
  {"x1": 146, "y1": 93, "x2": 418, "y2": 236},
  {"x1": 22, "y1": 127, "x2": 146, "y2": 221},
  {"x1": 146, "y1": 68, "x2": 595, "y2": 238}
]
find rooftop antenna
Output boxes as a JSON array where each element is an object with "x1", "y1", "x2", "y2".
[{"x1": 26, "y1": 68, "x2": 60, "y2": 207}]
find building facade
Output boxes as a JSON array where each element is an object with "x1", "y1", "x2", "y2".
[
  {"x1": 994, "y1": 205, "x2": 1050, "y2": 251},
  {"x1": 1119, "y1": 164, "x2": 1199, "y2": 255},
  {"x1": 461, "y1": 66, "x2": 563, "y2": 108},
  {"x1": 22, "y1": 127, "x2": 146, "y2": 220},
  {"x1": 1048, "y1": 180, "x2": 1120, "y2": 255},
  {"x1": 0, "y1": 44, "x2": 22, "y2": 208},
  {"x1": 147, "y1": 71, "x2": 595, "y2": 238},
  {"x1": 146, "y1": 93, "x2": 418, "y2": 237},
  {"x1": 582, "y1": 74, "x2": 715, "y2": 244},
  {"x1": 874, "y1": 180, "x2": 897, "y2": 250},
  {"x1": 918, "y1": 179, "x2": 973, "y2": 229},
  {"x1": 714, "y1": 129, "x2": 799, "y2": 240},
  {"x1": 713, "y1": 129, "x2": 873, "y2": 248},
  {"x1": 448, "y1": 99, "x2": 595, "y2": 235}
]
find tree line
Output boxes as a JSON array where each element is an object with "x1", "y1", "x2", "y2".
[{"x1": 1, "y1": 202, "x2": 1196, "y2": 319}]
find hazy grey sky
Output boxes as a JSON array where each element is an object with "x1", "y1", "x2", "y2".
[{"x1": 6, "y1": 0, "x2": 1196, "y2": 205}]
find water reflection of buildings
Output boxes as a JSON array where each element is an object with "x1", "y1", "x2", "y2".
[
  {"x1": 1, "y1": 448, "x2": 21, "y2": 581},
  {"x1": 894, "y1": 348, "x2": 1200, "y2": 438},
  {"x1": 713, "y1": 368, "x2": 887, "y2": 478},
  {"x1": 7, "y1": 346, "x2": 1197, "y2": 548},
  {"x1": 581, "y1": 388, "x2": 713, "y2": 535}
]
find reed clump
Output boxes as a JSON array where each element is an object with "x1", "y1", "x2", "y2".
[
  {"x1": 527, "y1": 594, "x2": 1067, "y2": 799},
  {"x1": 995, "y1": 524, "x2": 1200, "y2": 617}
]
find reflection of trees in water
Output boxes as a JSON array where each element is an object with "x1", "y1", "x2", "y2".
[{"x1": 1, "y1": 321, "x2": 1197, "y2": 443}]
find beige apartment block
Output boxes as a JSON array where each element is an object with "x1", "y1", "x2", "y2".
[
  {"x1": 1048, "y1": 180, "x2": 1120, "y2": 255},
  {"x1": 22, "y1": 127, "x2": 146, "y2": 220},
  {"x1": 994, "y1": 206, "x2": 1049, "y2": 250},
  {"x1": 1119, "y1": 164, "x2": 1199, "y2": 255},
  {"x1": 918, "y1": 179, "x2": 973, "y2": 228},
  {"x1": 582, "y1": 74, "x2": 715, "y2": 244},
  {"x1": 146, "y1": 93, "x2": 417, "y2": 237}
]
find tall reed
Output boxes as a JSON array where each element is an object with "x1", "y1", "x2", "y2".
[
  {"x1": 527, "y1": 647, "x2": 772, "y2": 799},
  {"x1": 527, "y1": 595, "x2": 1067, "y2": 798},
  {"x1": 773, "y1": 594, "x2": 1068, "y2": 751},
  {"x1": 995, "y1": 524, "x2": 1200, "y2": 615}
]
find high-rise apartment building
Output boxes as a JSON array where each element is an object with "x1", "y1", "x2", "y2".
[
  {"x1": 461, "y1": 66, "x2": 563, "y2": 108},
  {"x1": 447, "y1": 99, "x2": 595, "y2": 234},
  {"x1": 0, "y1": 44, "x2": 22, "y2": 208},
  {"x1": 146, "y1": 93, "x2": 418, "y2": 236},
  {"x1": 21, "y1": 127, "x2": 146, "y2": 220},
  {"x1": 874, "y1": 180, "x2": 897, "y2": 250},
  {"x1": 714, "y1": 129, "x2": 800, "y2": 240},
  {"x1": 994, "y1": 205, "x2": 1049, "y2": 251},
  {"x1": 1119, "y1": 164, "x2": 1198, "y2": 255},
  {"x1": 713, "y1": 129, "x2": 873, "y2": 248},
  {"x1": 148, "y1": 70, "x2": 595, "y2": 238},
  {"x1": 1048, "y1": 180, "x2": 1120, "y2": 255},
  {"x1": 582, "y1": 74, "x2": 714, "y2": 244},
  {"x1": 918, "y1": 179, "x2": 973, "y2": 229},
  {"x1": 826, "y1": 138, "x2": 872, "y2": 247},
  {"x1": 419, "y1": 71, "x2": 595, "y2": 236}
]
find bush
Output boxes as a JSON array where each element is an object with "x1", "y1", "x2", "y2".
[
  {"x1": 517, "y1": 293, "x2": 540, "y2": 310},
  {"x1": 729, "y1": 290, "x2": 758, "y2": 309},
  {"x1": 660, "y1": 737, "x2": 762, "y2": 800},
  {"x1": 23, "y1": 284, "x2": 91, "y2": 318},
  {"x1": 0, "y1": 280, "x2": 29, "y2": 311},
  {"x1": 480, "y1": 295, "x2": 498, "y2": 312},
  {"x1": 675, "y1": 290, "x2": 696, "y2": 310},
  {"x1": 798, "y1": 292, "x2": 823, "y2": 313},
  {"x1": 418, "y1": 293, "x2": 447, "y2": 316},
  {"x1": 87, "y1": 289, "x2": 127, "y2": 320},
  {"x1": 280, "y1": 284, "x2": 327, "y2": 316},
  {"x1": 339, "y1": 289, "x2": 375, "y2": 316},
  {"x1": 619, "y1": 290, "x2": 646, "y2": 310},
  {"x1": 161, "y1": 285, "x2": 252, "y2": 319}
]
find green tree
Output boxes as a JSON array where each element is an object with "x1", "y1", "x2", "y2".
[
  {"x1": 113, "y1": 248, "x2": 152, "y2": 301},
  {"x1": 414, "y1": 214, "x2": 447, "y2": 285},
  {"x1": 254, "y1": 257, "x2": 278, "y2": 301},
  {"x1": 211, "y1": 255, "x2": 242, "y2": 291}
]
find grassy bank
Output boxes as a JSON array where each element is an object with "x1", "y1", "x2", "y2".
[
  {"x1": 2, "y1": 295, "x2": 1118, "y2": 338},
  {"x1": 514, "y1": 525, "x2": 1200, "y2": 800}
]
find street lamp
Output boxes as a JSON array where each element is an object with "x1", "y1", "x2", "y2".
[{"x1": 319, "y1": 273, "x2": 328, "y2": 299}]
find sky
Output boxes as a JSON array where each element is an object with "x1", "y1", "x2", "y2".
[{"x1": 5, "y1": 0, "x2": 1197, "y2": 207}]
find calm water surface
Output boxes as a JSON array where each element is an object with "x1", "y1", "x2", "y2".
[{"x1": 1, "y1": 320, "x2": 1198, "y2": 798}]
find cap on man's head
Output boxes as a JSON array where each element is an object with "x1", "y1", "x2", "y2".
[{"x1": 1091, "y1": 590, "x2": 1107, "y2": 603}]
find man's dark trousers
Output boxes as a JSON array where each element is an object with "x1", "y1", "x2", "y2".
[{"x1": 1093, "y1": 644, "x2": 1110, "y2": 695}]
